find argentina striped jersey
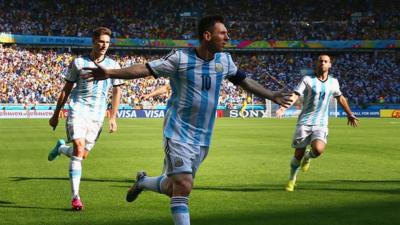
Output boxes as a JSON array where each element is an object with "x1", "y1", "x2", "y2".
[
  {"x1": 148, "y1": 49, "x2": 238, "y2": 146},
  {"x1": 66, "y1": 55, "x2": 124, "y2": 121},
  {"x1": 295, "y1": 75, "x2": 342, "y2": 127}
]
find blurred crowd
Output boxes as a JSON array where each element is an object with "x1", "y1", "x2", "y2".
[
  {"x1": 1, "y1": 46, "x2": 399, "y2": 108},
  {"x1": 235, "y1": 52, "x2": 400, "y2": 107},
  {"x1": 0, "y1": 0, "x2": 398, "y2": 40}
]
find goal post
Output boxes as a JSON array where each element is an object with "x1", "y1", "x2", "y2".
[{"x1": 264, "y1": 99, "x2": 272, "y2": 118}]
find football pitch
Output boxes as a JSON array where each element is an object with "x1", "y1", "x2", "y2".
[{"x1": 0, "y1": 118, "x2": 399, "y2": 225}]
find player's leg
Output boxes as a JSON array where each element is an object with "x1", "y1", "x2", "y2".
[
  {"x1": 301, "y1": 126, "x2": 328, "y2": 171},
  {"x1": 126, "y1": 171, "x2": 169, "y2": 202},
  {"x1": 48, "y1": 119, "x2": 73, "y2": 161},
  {"x1": 164, "y1": 139, "x2": 203, "y2": 225},
  {"x1": 48, "y1": 139, "x2": 67, "y2": 161},
  {"x1": 126, "y1": 140, "x2": 173, "y2": 202},
  {"x1": 59, "y1": 143, "x2": 74, "y2": 157},
  {"x1": 169, "y1": 144, "x2": 207, "y2": 225},
  {"x1": 64, "y1": 116, "x2": 86, "y2": 210},
  {"x1": 286, "y1": 125, "x2": 311, "y2": 191},
  {"x1": 69, "y1": 138, "x2": 85, "y2": 210},
  {"x1": 68, "y1": 118, "x2": 101, "y2": 210},
  {"x1": 170, "y1": 174, "x2": 192, "y2": 225}
]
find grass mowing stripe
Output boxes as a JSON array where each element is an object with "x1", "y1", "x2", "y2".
[{"x1": 0, "y1": 118, "x2": 399, "y2": 225}]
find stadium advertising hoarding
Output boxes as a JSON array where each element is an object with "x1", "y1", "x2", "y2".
[
  {"x1": 117, "y1": 110, "x2": 165, "y2": 118},
  {"x1": 0, "y1": 109, "x2": 385, "y2": 119},
  {"x1": 380, "y1": 109, "x2": 400, "y2": 118},
  {"x1": 1, "y1": 34, "x2": 399, "y2": 49},
  {"x1": 0, "y1": 110, "x2": 54, "y2": 119},
  {"x1": 225, "y1": 110, "x2": 271, "y2": 118},
  {"x1": 330, "y1": 109, "x2": 380, "y2": 118},
  {"x1": 11, "y1": 35, "x2": 91, "y2": 46}
]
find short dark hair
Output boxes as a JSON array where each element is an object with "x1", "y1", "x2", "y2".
[
  {"x1": 92, "y1": 27, "x2": 112, "y2": 40},
  {"x1": 197, "y1": 15, "x2": 225, "y2": 41},
  {"x1": 317, "y1": 54, "x2": 332, "y2": 63}
]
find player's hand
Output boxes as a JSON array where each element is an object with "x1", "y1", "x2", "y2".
[
  {"x1": 49, "y1": 115, "x2": 59, "y2": 131},
  {"x1": 272, "y1": 90, "x2": 293, "y2": 108},
  {"x1": 109, "y1": 118, "x2": 117, "y2": 133},
  {"x1": 275, "y1": 107, "x2": 286, "y2": 119},
  {"x1": 347, "y1": 114, "x2": 359, "y2": 128},
  {"x1": 82, "y1": 61, "x2": 109, "y2": 81}
]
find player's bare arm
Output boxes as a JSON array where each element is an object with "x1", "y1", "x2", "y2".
[
  {"x1": 143, "y1": 85, "x2": 170, "y2": 99},
  {"x1": 336, "y1": 95, "x2": 359, "y2": 127},
  {"x1": 49, "y1": 82, "x2": 73, "y2": 130},
  {"x1": 83, "y1": 62, "x2": 151, "y2": 80},
  {"x1": 109, "y1": 85, "x2": 122, "y2": 133},
  {"x1": 276, "y1": 93, "x2": 299, "y2": 118},
  {"x1": 238, "y1": 77, "x2": 293, "y2": 108}
]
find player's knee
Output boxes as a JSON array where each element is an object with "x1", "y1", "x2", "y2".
[
  {"x1": 312, "y1": 147, "x2": 324, "y2": 156},
  {"x1": 162, "y1": 178, "x2": 174, "y2": 197},
  {"x1": 72, "y1": 139, "x2": 86, "y2": 157},
  {"x1": 311, "y1": 141, "x2": 325, "y2": 156},
  {"x1": 165, "y1": 185, "x2": 173, "y2": 197},
  {"x1": 294, "y1": 148, "x2": 306, "y2": 159},
  {"x1": 173, "y1": 176, "x2": 193, "y2": 195},
  {"x1": 72, "y1": 147, "x2": 86, "y2": 158}
]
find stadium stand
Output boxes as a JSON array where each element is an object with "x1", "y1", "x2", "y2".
[
  {"x1": 1, "y1": 46, "x2": 399, "y2": 108},
  {"x1": 0, "y1": 0, "x2": 399, "y2": 110},
  {"x1": 0, "y1": 0, "x2": 398, "y2": 40}
]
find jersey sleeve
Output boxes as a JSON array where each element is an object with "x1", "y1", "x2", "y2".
[
  {"x1": 293, "y1": 76, "x2": 307, "y2": 96},
  {"x1": 111, "y1": 61, "x2": 125, "y2": 86},
  {"x1": 332, "y1": 78, "x2": 342, "y2": 97},
  {"x1": 65, "y1": 58, "x2": 79, "y2": 82},
  {"x1": 224, "y1": 53, "x2": 238, "y2": 78},
  {"x1": 223, "y1": 53, "x2": 242, "y2": 85},
  {"x1": 147, "y1": 49, "x2": 179, "y2": 78}
]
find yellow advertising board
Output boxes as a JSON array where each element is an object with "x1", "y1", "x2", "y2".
[
  {"x1": 0, "y1": 33, "x2": 16, "y2": 43},
  {"x1": 380, "y1": 109, "x2": 400, "y2": 118}
]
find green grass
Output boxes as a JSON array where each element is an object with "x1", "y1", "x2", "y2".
[{"x1": 0, "y1": 118, "x2": 399, "y2": 225}]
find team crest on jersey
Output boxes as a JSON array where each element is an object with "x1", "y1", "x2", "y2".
[
  {"x1": 215, "y1": 63, "x2": 223, "y2": 73},
  {"x1": 174, "y1": 157, "x2": 184, "y2": 167}
]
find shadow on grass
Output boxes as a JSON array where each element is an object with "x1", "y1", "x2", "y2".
[
  {"x1": 0, "y1": 201, "x2": 71, "y2": 211},
  {"x1": 194, "y1": 179, "x2": 400, "y2": 194},
  {"x1": 11, "y1": 199, "x2": 393, "y2": 225},
  {"x1": 9, "y1": 176, "x2": 132, "y2": 183},
  {"x1": 0, "y1": 200, "x2": 14, "y2": 204},
  {"x1": 189, "y1": 200, "x2": 400, "y2": 225},
  {"x1": 293, "y1": 180, "x2": 400, "y2": 194},
  {"x1": 10, "y1": 177, "x2": 400, "y2": 195},
  {"x1": 333, "y1": 179, "x2": 400, "y2": 184}
]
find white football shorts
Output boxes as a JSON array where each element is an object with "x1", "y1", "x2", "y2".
[
  {"x1": 66, "y1": 115, "x2": 103, "y2": 151},
  {"x1": 163, "y1": 137, "x2": 209, "y2": 178},
  {"x1": 291, "y1": 125, "x2": 328, "y2": 149}
]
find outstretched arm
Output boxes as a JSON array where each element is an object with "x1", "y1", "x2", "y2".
[
  {"x1": 276, "y1": 93, "x2": 299, "y2": 118},
  {"x1": 238, "y1": 78, "x2": 292, "y2": 108},
  {"x1": 336, "y1": 95, "x2": 359, "y2": 127},
  {"x1": 143, "y1": 84, "x2": 170, "y2": 99},
  {"x1": 84, "y1": 63, "x2": 153, "y2": 80},
  {"x1": 49, "y1": 82, "x2": 73, "y2": 130}
]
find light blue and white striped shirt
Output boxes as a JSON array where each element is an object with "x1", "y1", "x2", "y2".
[
  {"x1": 66, "y1": 55, "x2": 124, "y2": 122},
  {"x1": 295, "y1": 74, "x2": 342, "y2": 127},
  {"x1": 148, "y1": 49, "x2": 238, "y2": 146}
]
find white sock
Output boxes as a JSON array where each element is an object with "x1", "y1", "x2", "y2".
[
  {"x1": 59, "y1": 145, "x2": 73, "y2": 157},
  {"x1": 141, "y1": 175, "x2": 167, "y2": 194},
  {"x1": 289, "y1": 157, "x2": 300, "y2": 181},
  {"x1": 69, "y1": 156, "x2": 82, "y2": 199},
  {"x1": 171, "y1": 196, "x2": 190, "y2": 225}
]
